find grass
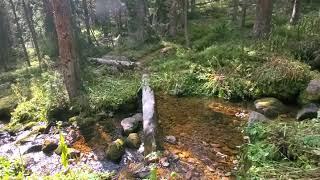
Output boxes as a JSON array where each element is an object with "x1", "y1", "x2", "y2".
[{"x1": 239, "y1": 118, "x2": 320, "y2": 179}]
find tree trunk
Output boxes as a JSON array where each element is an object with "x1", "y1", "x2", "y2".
[
  {"x1": 125, "y1": 0, "x2": 150, "y2": 45},
  {"x1": 43, "y1": 0, "x2": 59, "y2": 59},
  {"x1": 232, "y1": 0, "x2": 239, "y2": 23},
  {"x1": 191, "y1": 0, "x2": 196, "y2": 14},
  {"x1": 253, "y1": 0, "x2": 273, "y2": 38},
  {"x1": 22, "y1": 0, "x2": 42, "y2": 67},
  {"x1": 82, "y1": 0, "x2": 93, "y2": 45},
  {"x1": 0, "y1": 1, "x2": 10, "y2": 71},
  {"x1": 184, "y1": 0, "x2": 190, "y2": 48},
  {"x1": 169, "y1": 0, "x2": 178, "y2": 37},
  {"x1": 240, "y1": 0, "x2": 248, "y2": 28},
  {"x1": 52, "y1": 0, "x2": 81, "y2": 101},
  {"x1": 8, "y1": 0, "x2": 31, "y2": 66},
  {"x1": 290, "y1": 0, "x2": 301, "y2": 25}
]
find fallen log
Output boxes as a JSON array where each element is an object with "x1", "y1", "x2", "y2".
[
  {"x1": 89, "y1": 57, "x2": 137, "y2": 69},
  {"x1": 142, "y1": 74, "x2": 159, "y2": 156}
]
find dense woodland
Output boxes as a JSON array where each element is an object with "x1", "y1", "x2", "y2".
[{"x1": 0, "y1": 0, "x2": 320, "y2": 179}]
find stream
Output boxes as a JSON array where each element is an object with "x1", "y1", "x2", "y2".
[
  {"x1": 156, "y1": 94, "x2": 249, "y2": 179},
  {"x1": 0, "y1": 94, "x2": 250, "y2": 179}
]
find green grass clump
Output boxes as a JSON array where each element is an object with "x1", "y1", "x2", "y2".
[
  {"x1": 0, "y1": 156, "x2": 25, "y2": 179},
  {"x1": 239, "y1": 119, "x2": 320, "y2": 179},
  {"x1": 83, "y1": 66, "x2": 141, "y2": 112}
]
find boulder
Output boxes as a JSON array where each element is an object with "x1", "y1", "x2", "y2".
[
  {"x1": 0, "y1": 96, "x2": 16, "y2": 122},
  {"x1": 296, "y1": 103, "x2": 319, "y2": 121},
  {"x1": 248, "y1": 111, "x2": 270, "y2": 126},
  {"x1": 121, "y1": 113, "x2": 143, "y2": 135},
  {"x1": 68, "y1": 148, "x2": 81, "y2": 159},
  {"x1": 42, "y1": 139, "x2": 59, "y2": 154},
  {"x1": 126, "y1": 133, "x2": 141, "y2": 149},
  {"x1": 165, "y1": 136, "x2": 177, "y2": 145},
  {"x1": 300, "y1": 79, "x2": 320, "y2": 104},
  {"x1": 105, "y1": 139, "x2": 125, "y2": 163},
  {"x1": 254, "y1": 98, "x2": 286, "y2": 118}
]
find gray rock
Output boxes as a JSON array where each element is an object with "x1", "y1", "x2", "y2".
[
  {"x1": 254, "y1": 98, "x2": 286, "y2": 118},
  {"x1": 165, "y1": 136, "x2": 177, "y2": 145},
  {"x1": 248, "y1": 111, "x2": 270, "y2": 126},
  {"x1": 105, "y1": 139, "x2": 125, "y2": 163},
  {"x1": 296, "y1": 104, "x2": 319, "y2": 121},
  {"x1": 68, "y1": 148, "x2": 81, "y2": 159},
  {"x1": 121, "y1": 113, "x2": 142, "y2": 135},
  {"x1": 125, "y1": 133, "x2": 141, "y2": 149},
  {"x1": 300, "y1": 79, "x2": 320, "y2": 104}
]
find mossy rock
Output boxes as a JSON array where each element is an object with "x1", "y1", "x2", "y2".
[
  {"x1": 254, "y1": 98, "x2": 286, "y2": 118},
  {"x1": 105, "y1": 139, "x2": 125, "y2": 163},
  {"x1": 125, "y1": 133, "x2": 141, "y2": 149}
]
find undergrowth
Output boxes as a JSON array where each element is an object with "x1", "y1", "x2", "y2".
[{"x1": 239, "y1": 118, "x2": 320, "y2": 179}]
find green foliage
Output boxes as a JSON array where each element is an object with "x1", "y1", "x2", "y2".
[
  {"x1": 27, "y1": 169, "x2": 114, "y2": 180},
  {"x1": 0, "y1": 157, "x2": 25, "y2": 180},
  {"x1": 149, "y1": 164, "x2": 157, "y2": 180},
  {"x1": 240, "y1": 119, "x2": 320, "y2": 179},
  {"x1": 59, "y1": 131, "x2": 69, "y2": 168},
  {"x1": 10, "y1": 71, "x2": 68, "y2": 124},
  {"x1": 83, "y1": 66, "x2": 141, "y2": 111}
]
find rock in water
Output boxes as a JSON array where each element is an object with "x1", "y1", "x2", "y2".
[
  {"x1": 248, "y1": 111, "x2": 270, "y2": 126},
  {"x1": 42, "y1": 139, "x2": 59, "y2": 154},
  {"x1": 105, "y1": 139, "x2": 125, "y2": 163},
  {"x1": 299, "y1": 79, "x2": 320, "y2": 104},
  {"x1": 121, "y1": 113, "x2": 143, "y2": 135},
  {"x1": 126, "y1": 133, "x2": 141, "y2": 149},
  {"x1": 254, "y1": 98, "x2": 286, "y2": 118},
  {"x1": 296, "y1": 103, "x2": 319, "y2": 121}
]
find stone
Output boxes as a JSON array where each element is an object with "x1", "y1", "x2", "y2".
[
  {"x1": 296, "y1": 103, "x2": 319, "y2": 121},
  {"x1": 42, "y1": 139, "x2": 59, "y2": 154},
  {"x1": 248, "y1": 111, "x2": 270, "y2": 126},
  {"x1": 165, "y1": 136, "x2": 177, "y2": 145},
  {"x1": 300, "y1": 79, "x2": 320, "y2": 104},
  {"x1": 254, "y1": 98, "x2": 286, "y2": 118},
  {"x1": 126, "y1": 133, "x2": 141, "y2": 149},
  {"x1": 0, "y1": 96, "x2": 16, "y2": 122},
  {"x1": 121, "y1": 113, "x2": 142, "y2": 135},
  {"x1": 105, "y1": 139, "x2": 125, "y2": 163}
]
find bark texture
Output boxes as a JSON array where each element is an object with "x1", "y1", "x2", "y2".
[
  {"x1": 52, "y1": 0, "x2": 81, "y2": 100},
  {"x1": 290, "y1": 0, "x2": 301, "y2": 25},
  {"x1": 253, "y1": 0, "x2": 273, "y2": 38}
]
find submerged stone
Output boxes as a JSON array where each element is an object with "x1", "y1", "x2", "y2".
[{"x1": 254, "y1": 97, "x2": 286, "y2": 118}]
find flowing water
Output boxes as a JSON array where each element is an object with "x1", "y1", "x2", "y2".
[{"x1": 156, "y1": 94, "x2": 250, "y2": 179}]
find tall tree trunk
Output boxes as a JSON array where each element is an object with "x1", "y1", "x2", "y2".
[
  {"x1": 22, "y1": 0, "x2": 42, "y2": 67},
  {"x1": 43, "y1": 0, "x2": 59, "y2": 59},
  {"x1": 125, "y1": 0, "x2": 150, "y2": 44},
  {"x1": 232, "y1": 0, "x2": 239, "y2": 23},
  {"x1": 52, "y1": 0, "x2": 81, "y2": 100},
  {"x1": 82, "y1": 0, "x2": 93, "y2": 45},
  {"x1": 191, "y1": 0, "x2": 196, "y2": 14},
  {"x1": 290, "y1": 0, "x2": 301, "y2": 25},
  {"x1": 8, "y1": 0, "x2": 31, "y2": 66},
  {"x1": 253, "y1": 0, "x2": 273, "y2": 38},
  {"x1": 169, "y1": 0, "x2": 178, "y2": 37},
  {"x1": 0, "y1": 1, "x2": 10, "y2": 71},
  {"x1": 184, "y1": 0, "x2": 190, "y2": 48},
  {"x1": 240, "y1": 0, "x2": 248, "y2": 28}
]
